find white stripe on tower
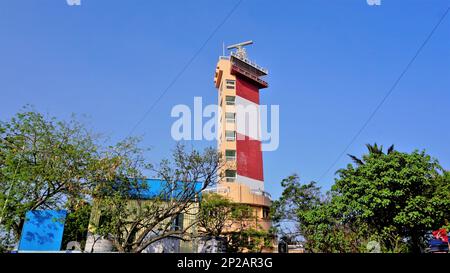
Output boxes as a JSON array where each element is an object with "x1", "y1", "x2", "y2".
[
  {"x1": 235, "y1": 96, "x2": 261, "y2": 141},
  {"x1": 236, "y1": 175, "x2": 264, "y2": 191}
]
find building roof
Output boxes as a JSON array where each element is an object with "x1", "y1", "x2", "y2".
[{"x1": 127, "y1": 178, "x2": 204, "y2": 200}]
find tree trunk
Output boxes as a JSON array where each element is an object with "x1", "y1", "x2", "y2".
[{"x1": 410, "y1": 233, "x2": 422, "y2": 253}]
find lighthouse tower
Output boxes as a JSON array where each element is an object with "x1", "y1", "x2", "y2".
[{"x1": 212, "y1": 41, "x2": 271, "y2": 231}]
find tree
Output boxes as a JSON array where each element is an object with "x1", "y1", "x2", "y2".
[
  {"x1": 0, "y1": 108, "x2": 101, "y2": 246},
  {"x1": 272, "y1": 144, "x2": 450, "y2": 253},
  {"x1": 61, "y1": 201, "x2": 92, "y2": 250},
  {"x1": 271, "y1": 174, "x2": 322, "y2": 234},
  {"x1": 333, "y1": 144, "x2": 450, "y2": 252},
  {"x1": 198, "y1": 193, "x2": 271, "y2": 253},
  {"x1": 229, "y1": 228, "x2": 272, "y2": 253},
  {"x1": 347, "y1": 143, "x2": 394, "y2": 166},
  {"x1": 198, "y1": 193, "x2": 237, "y2": 238},
  {"x1": 271, "y1": 174, "x2": 365, "y2": 253},
  {"x1": 0, "y1": 107, "x2": 229, "y2": 253},
  {"x1": 90, "y1": 143, "x2": 222, "y2": 253}
]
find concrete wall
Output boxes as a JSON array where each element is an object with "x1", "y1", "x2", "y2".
[
  {"x1": 84, "y1": 233, "x2": 181, "y2": 253},
  {"x1": 84, "y1": 233, "x2": 113, "y2": 253}
]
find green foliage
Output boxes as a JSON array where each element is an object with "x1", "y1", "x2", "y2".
[
  {"x1": 198, "y1": 193, "x2": 236, "y2": 237},
  {"x1": 334, "y1": 145, "x2": 450, "y2": 252},
  {"x1": 0, "y1": 107, "x2": 101, "y2": 245},
  {"x1": 91, "y1": 143, "x2": 222, "y2": 253},
  {"x1": 272, "y1": 144, "x2": 450, "y2": 253},
  {"x1": 227, "y1": 228, "x2": 272, "y2": 253},
  {"x1": 271, "y1": 174, "x2": 321, "y2": 225},
  {"x1": 199, "y1": 193, "x2": 273, "y2": 253},
  {"x1": 271, "y1": 174, "x2": 367, "y2": 252},
  {"x1": 62, "y1": 202, "x2": 92, "y2": 250}
]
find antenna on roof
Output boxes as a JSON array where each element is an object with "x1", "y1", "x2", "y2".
[{"x1": 227, "y1": 40, "x2": 253, "y2": 59}]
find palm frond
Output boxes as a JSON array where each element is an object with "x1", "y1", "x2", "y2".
[
  {"x1": 387, "y1": 144, "x2": 395, "y2": 154},
  {"x1": 347, "y1": 154, "x2": 364, "y2": 165}
]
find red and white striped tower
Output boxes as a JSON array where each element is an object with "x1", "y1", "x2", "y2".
[{"x1": 213, "y1": 41, "x2": 271, "y2": 232}]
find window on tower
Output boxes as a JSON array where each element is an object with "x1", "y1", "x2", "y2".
[
  {"x1": 225, "y1": 112, "x2": 235, "y2": 123},
  {"x1": 225, "y1": 96, "x2": 235, "y2": 106},
  {"x1": 225, "y1": 130, "x2": 235, "y2": 141},
  {"x1": 263, "y1": 208, "x2": 270, "y2": 219},
  {"x1": 225, "y1": 170, "x2": 236, "y2": 182},
  {"x1": 173, "y1": 214, "x2": 183, "y2": 231},
  {"x1": 226, "y1": 79, "x2": 235, "y2": 89},
  {"x1": 225, "y1": 150, "x2": 236, "y2": 161}
]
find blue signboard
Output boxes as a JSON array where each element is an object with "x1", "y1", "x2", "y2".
[{"x1": 18, "y1": 210, "x2": 67, "y2": 252}]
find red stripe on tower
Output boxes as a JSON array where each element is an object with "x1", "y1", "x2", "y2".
[
  {"x1": 236, "y1": 75, "x2": 260, "y2": 104},
  {"x1": 235, "y1": 76, "x2": 264, "y2": 191},
  {"x1": 236, "y1": 133, "x2": 264, "y2": 181}
]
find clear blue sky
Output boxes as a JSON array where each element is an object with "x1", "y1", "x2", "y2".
[{"x1": 1, "y1": 0, "x2": 449, "y2": 199}]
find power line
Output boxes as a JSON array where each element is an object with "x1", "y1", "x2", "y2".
[
  {"x1": 125, "y1": 0, "x2": 243, "y2": 138},
  {"x1": 316, "y1": 6, "x2": 450, "y2": 183}
]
